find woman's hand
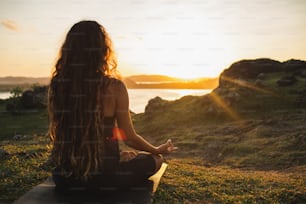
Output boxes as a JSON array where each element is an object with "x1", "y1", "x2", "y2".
[
  {"x1": 156, "y1": 139, "x2": 178, "y2": 154},
  {"x1": 120, "y1": 150, "x2": 137, "y2": 162}
]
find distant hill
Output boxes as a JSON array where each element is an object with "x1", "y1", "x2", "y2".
[
  {"x1": 0, "y1": 77, "x2": 49, "y2": 92},
  {"x1": 0, "y1": 77, "x2": 49, "y2": 85},
  {"x1": 123, "y1": 75, "x2": 218, "y2": 89},
  {"x1": 125, "y1": 74, "x2": 179, "y2": 82},
  {"x1": 0, "y1": 75, "x2": 218, "y2": 91}
]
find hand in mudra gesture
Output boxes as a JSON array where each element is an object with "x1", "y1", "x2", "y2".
[{"x1": 157, "y1": 139, "x2": 178, "y2": 154}]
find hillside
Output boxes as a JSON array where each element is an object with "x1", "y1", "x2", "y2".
[
  {"x1": 133, "y1": 58, "x2": 306, "y2": 170},
  {"x1": 139, "y1": 58, "x2": 306, "y2": 122},
  {"x1": 0, "y1": 77, "x2": 49, "y2": 92}
]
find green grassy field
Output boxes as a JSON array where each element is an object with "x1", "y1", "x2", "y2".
[
  {"x1": 0, "y1": 105, "x2": 48, "y2": 140},
  {"x1": 0, "y1": 135, "x2": 51, "y2": 202},
  {"x1": 0, "y1": 101, "x2": 306, "y2": 203},
  {"x1": 154, "y1": 159, "x2": 305, "y2": 203}
]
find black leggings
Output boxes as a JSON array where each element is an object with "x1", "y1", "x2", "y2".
[{"x1": 53, "y1": 154, "x2": 156, "y2": 190}]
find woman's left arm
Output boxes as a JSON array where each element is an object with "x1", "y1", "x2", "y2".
[{"x1": 114, "y1": 81, "x2": 175, "y2": 155}]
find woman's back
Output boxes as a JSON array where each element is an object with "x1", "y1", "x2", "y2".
[
  {"x1": 49, "y1": 20, "x2": 175, "y2": 190},
  {"x1": 48, "y1": 20, "x2": 119, "y2": 179}
]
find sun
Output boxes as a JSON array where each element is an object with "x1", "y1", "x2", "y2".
[
  {"x1": 121, "y1": 52, "x2": 229, "y2": 79},
  {"x1": 117, "y1": 20, "x2": 234, "y2": 79}
]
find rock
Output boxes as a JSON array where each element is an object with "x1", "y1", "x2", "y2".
[
  {"x1": 221, "y1": 58, "x2": 282, "y2": 80},
  {"x1": 218, "y1": 58, "x2": 306, "y2": 89},
  {"x1": 144, "y1": 96, "x2": 166, "y2": 114}
]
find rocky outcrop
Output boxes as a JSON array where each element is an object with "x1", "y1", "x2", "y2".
[
  {"x1": 142, "y1": 58, "x2": 306, "y2": 122},
  {"x1": 221, "y1": 58, "x2": 282, "y2": 80},
  {"x1": 144, "y1": 96, "x2": 168, "y2": 114},
  {"x1": 218, "y1": 58, "x2": 306, "y2": 88},
  {"x1": 282, "y1": 59, "x2": 306, "y2": 73}
]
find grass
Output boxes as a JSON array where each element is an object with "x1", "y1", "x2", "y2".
[
  {"x1": 0, "y1": 95, "x2": 306, "y2": 203},
  {"x1": 1, "y1": 139, "x2": 305, "y2": 203},
  {"x1": 0, "y1": 102, "x2": 51, "y2": 202},
  {"x1": 154, "y1": 158, "x2": 306, "y2": 203},
  {"x1": 0, "y1": 135, "x2": 51, "y2": 202},
  {"x1": 0, "y1": 103, "x2": 48, "y2": 140},
  {"x1": 135, "y1": 108, "x2": 306, "y2": 168}
]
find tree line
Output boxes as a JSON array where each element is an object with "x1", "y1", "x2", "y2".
[{"x1": 5, "y1": 84, "x2": 48, "y2": 113}]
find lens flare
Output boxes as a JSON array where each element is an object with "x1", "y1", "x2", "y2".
[{"x1": 111, "y1": 127, "x2": 127, "y2": 141}]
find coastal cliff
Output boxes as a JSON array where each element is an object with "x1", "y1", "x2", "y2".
[
  {"x1": 143, "y1": 58, "x2": 306, "y2": 121},
  {"x1": 134, "y1": 58, "x2": 306, "y2": 170}
]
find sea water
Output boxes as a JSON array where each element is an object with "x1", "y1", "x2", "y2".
[
  {"x1": 0, "y1": 89, "x2": 212, "y2": 113},
  {"x1": 128, "y1": 89, "x2": 211, "y2": 113}
]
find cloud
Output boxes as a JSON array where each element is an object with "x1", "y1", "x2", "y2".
[{"x1": 1, "y1": 20, "x2": 20, "y2": 32}]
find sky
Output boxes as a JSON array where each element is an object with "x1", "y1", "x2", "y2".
[{"x1": 0, "y1": 0, "x2": 306, "y2": 79}]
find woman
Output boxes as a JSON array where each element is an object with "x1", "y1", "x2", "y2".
[{"x1": 48, "y1": 20, "x2": 176, "y2": 190}]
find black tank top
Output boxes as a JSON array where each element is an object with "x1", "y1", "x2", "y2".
[{"x1": 101, "y1": 116, "x2": 120, "y2": 173}]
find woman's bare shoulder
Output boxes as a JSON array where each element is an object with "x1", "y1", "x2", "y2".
[{"x1": 105, "y1": 77, "x2": 127, "y2": 93}]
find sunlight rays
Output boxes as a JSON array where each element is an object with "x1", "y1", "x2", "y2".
[
  {"x1": 209, "y1": 92, "x2": 241, "y2": 121},
  {"x1": 209, "y1": 75, "x2": 279, "y2": 121},
  {"x1": 220, "y1": 76, "x2": 278, "y2": 96}
]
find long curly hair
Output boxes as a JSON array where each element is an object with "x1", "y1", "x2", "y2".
[{"x1": 48, "y1": 20, "x2": 117, "y2": 179}]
